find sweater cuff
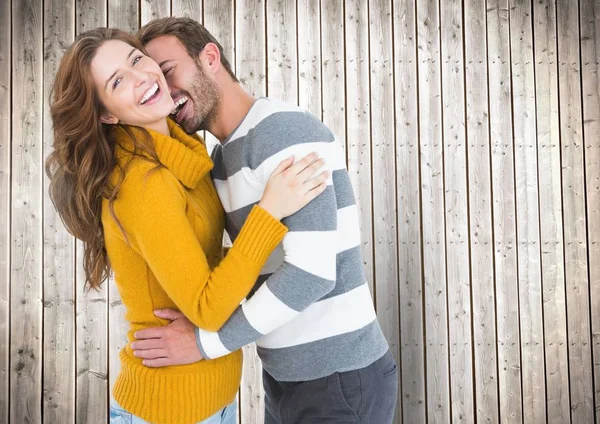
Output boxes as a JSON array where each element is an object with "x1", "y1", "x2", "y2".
[
  {"x1": 195, "y1": 326, "x2": 232, "y2": 360},
  {"x1": 195, "y1": 327, "x2": 210, "y2": 359},
  {"x1": 232, "y1": 205, "x2": 288, "y2": 264}
]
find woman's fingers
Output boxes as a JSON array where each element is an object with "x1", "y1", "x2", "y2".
[
  {"x1": 304, "y1": 181, "x2": 328, "y2": 203},
  {"x1": 271, "y1": 156, "x2": 295, "y2": 177},
  {"x1": 287, "y1": 152, "x2": 319, "y2": 175},
  {"x1": 297, "y1": 157, "x2": 325, "y2": 181},
  {"x1": 304, "y1": 170, "x2": 330, "y2": 192}
]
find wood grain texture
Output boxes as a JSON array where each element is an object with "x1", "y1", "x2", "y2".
[
  {"x1": 532, "y1": 1, "x2": 571, "y2": 422},
  {"x1": 464, "y1": 0, "x2": 500, "y2": 421},
  {"x1": 10, "y1": 0, "x2": 44, "y2": 422},
  {"x1": 321, "y1": 0, "x2": 346, "y2": 149},
  {"x1": 344, "y1": 0, "x2": 374, "y2": 294},
  {"x1": 369, "y1": 0, "x2": 401, "y2": 422},
  {"x1": 440, "y1": 0, "x2": 474, "y2": 421},
  {"x1": 43, "y1": 0, "x2": 76, "y2": 421},
  {"x1": 0, "y1": 0, "x2": 10, "y2": 419},
  {"x1": 267, "y1": 0, "x2": 297, "y2": 104},
  {"x1": 486, "y1": 1, "x2": 523, "y2": 422},
  {"x1": 75, "y1": 2, "x2": 109, "y2": 423},
  {"x1": 141, "y1": 0, "x2": 170, "y2": 26},
  {"x1": 298, "y1": 0, "x2": 322, "y2": 117},
  {"x1": 172, "y1": 0, "x2": 202, "y2": 20},
  {"x1": 556, "y1": 0, "x2": 594, "y2": 421},
  {"x1": 580, "y1": 0, "x2": 600, "y2": 422},
  {"x1": 417, "y1": 0, "x2": 451, "y2": 422},
  {"x1": 108, "y1": 0, "x2": 138, "y2": 35},
  {"x1": 393, "y1": 0, "x2": 426, "y2": 421},
  {"x1": 509, "y1": 1, "x2": 546, "y2": 422}
]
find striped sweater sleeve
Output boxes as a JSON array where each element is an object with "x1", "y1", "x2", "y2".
[{"x1": 195, "y1": 132, "x2": 345, "y2": 359}]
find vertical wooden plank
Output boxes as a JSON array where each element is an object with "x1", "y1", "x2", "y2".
[
  {"x1": 43, "y1": 0, "x2": 76, "y2": 422},
  {"x1": 393, "y1": 0, "x2": 426, "y2": 421},
  {"x1": 204, "y1": 0, "x2": 235, "y2": 153},
  {"x1": 204, "y1": 1, "x2": 235, "y2": 78},
  {"x1": 236, "y1": 1, "x2": 266, "y2": 422},
  {"x1": 532, "y1": 0, "x2": 571, "y2": 422},
  {"x1": 10, "y1": 0, "x2": 43, "y2": 422},
  {"x1": 486, "y1": 1, "x2": 523, "y2": 422},
  {"x1": 172, "y1": 0, "x2": 202, "y2": 19},
  {"x1": 580, "y1": 0, "x2": 600, "y2": 421},
  {"x1": 416, "y1": 0, "x2": 451, "y2": 422},
  {"x1": 369, "y1": 0, "x2": 401, "y2": 422},
  {"x1": 556, "y1": 0, "x2": 595, "y2": 421},
  {"x1": 267, "y1": 0, "x2": 297, "y2": 104},
  {"x1": 0, "y1": 0, "x2": 10, "y2": 420},
  {"x1": 236, "y1": 0, "x2": 266, "y2": 100},
  {"x1": 464, "y1": 0, "x2": 500, "y2": 422},
  {"x1": 75, "y1": 2, "x2": 109, "y2": 423},
  {"x1": 509, "y1": 1, "x2": 546, "y2": 422},
  {"x1": 298, "y1": 0, "x2": 322, "y2": 116},
  {"x1": 108, "y1": 0, "x2": 138, "y2": 37},
  {"x1": 141, "y1": 0, "x2": 170, "y2": 25},
  {"x1": 321, "y1": 0, "x2": 345, "y2": 148},
  {"x1": 107, "y1": 0, "x2": 138, "y2": 401},
  {"x1": 345, "y1": 0, "x2": 374, "y2": 301},
  {"x1": 440, "y1": 0, "x2": 475, "y2": 421}
]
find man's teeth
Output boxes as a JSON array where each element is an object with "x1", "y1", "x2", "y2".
[
  {"x1": 171, "y1": 96, "x2": 188, "y2": 114},
  {"x1": 140, "y1": 82, "x2": 159, "y2": 105}
]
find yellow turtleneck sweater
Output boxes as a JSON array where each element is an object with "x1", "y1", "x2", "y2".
[{"x1": 101, "y1": 119, "x2": 287, "y2": 424}]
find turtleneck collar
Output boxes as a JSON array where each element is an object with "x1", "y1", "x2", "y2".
[{"x1": 112, "y1": 118, "x2": 213, "y2": 189}]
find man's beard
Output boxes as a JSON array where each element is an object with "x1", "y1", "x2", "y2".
[{"x1": 178, "y1": 61, "x2": 220, "y2": 134}]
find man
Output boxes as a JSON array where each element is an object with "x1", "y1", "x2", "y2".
[{"x1": 132, "y1": 17, "x2": 398, "y2": 423}]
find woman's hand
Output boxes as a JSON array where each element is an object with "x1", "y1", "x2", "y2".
[{"x1": 258, "y1": 152, "x2": 329, "y2": 220}]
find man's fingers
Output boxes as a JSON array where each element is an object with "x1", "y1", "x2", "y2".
[
  {"x1": 131, "y1": 338, "x2": 164, "y2": 351},
  {"x1": 134, "y1": 348, "x2": 167, "y2": 360},
  {"x1": 154, "y1": 308, "x2": 184, "y2": 320},
  {"x1": 142, "y1": 358, "x2": 172, "y2": 368},
  {"x1": 134, "y1": 328, "x2": 164, "y2": 340}
]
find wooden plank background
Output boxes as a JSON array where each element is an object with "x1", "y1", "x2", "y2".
[{"x1": 1, "y1": 0, "x2": 599, "y2": 423}]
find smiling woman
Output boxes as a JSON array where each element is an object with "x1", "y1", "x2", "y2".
[
  {"x1": 90, "y1": 39, "x2": 174, "y2": 135},
  {"x1": 43, "y1": 27, "x2": 328, "y2": 424}
]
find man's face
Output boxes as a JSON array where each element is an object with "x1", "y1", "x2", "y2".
[{"x1": 145, "y1": 35, "x2": 220, "y2": 134}]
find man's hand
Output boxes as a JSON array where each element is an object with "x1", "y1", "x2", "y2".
[{"x1": 131, "y1": 309, "x2": 203, "y2": 368}]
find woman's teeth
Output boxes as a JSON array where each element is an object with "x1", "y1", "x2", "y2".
[{"x1": 140, "y1": 82, "x2": 159, "y2": 105}]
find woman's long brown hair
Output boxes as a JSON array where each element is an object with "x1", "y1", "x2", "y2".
[{"x1": 46, "y1": 28, "x2": 160, "y2": 290}]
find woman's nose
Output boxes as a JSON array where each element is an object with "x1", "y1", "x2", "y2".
[{"x1": 132, "y1": 69, "x2": 149, "y2": 87}]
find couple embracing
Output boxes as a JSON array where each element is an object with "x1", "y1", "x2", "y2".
[{"x1": 47, "y1": 17, "x2": 397, "y2": 424}]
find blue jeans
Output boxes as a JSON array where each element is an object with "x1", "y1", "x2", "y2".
[{"x1": 110, "y1": 397, "x2": 237, "y2": 424}]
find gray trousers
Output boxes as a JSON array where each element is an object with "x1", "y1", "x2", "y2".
[{"x1": 263, "y1": 350, "x2": 398, "y2": 423}]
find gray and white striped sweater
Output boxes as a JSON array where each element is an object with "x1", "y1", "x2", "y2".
[{"x1": 195, "y1": 97, "x2": 389, "y2": 381}]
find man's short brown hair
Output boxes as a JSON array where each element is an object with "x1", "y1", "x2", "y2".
[{"x1": 137, "y1": 17, "x2": 237, "y2": 82}]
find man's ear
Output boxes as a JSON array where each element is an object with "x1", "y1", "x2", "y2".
[
  {"x1": 99, "y1": 113, "x2": 118, "y2": 125},
  {"x1": 201, "y1": 43, "x2": 221, "y2": 73}
]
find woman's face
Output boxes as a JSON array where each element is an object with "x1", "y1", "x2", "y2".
[{"x1": 90, "y1": 40, "x2": 175, "y2": 132}]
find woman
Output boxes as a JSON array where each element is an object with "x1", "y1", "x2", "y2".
[{"x1": 46, "y1": 28, "x2": 328, "y2": 424}]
